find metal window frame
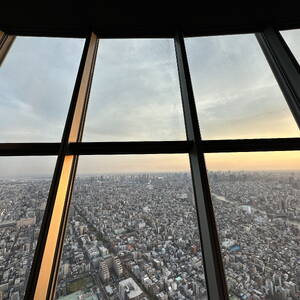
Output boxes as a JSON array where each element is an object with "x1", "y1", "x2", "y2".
[
  {"x1": 256, "y1": 27, "x2": 300, "y2": 129},
  {"x1": 0, "y1": 31, "x2": 15, "y2": 66},
  {"x1": 23, "y1": 32, "x2": 99, "y2": 300},
  {"x1": 0, "y1": 26, "x2": 299, "y2": 300},
  {"x1": 174, "y1": 32, "x2": 228, "y2": 300}
]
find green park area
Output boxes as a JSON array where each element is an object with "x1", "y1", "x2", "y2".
[{"x1": 66, "y1": 276, "x2": 94, "y2": 294}]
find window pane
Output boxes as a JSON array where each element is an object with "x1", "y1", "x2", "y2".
[
  {"x1": 83, "y1": 39, "x2": 186, "y2": 141},
  {"x1": 205, "y1": 151, "x2": 300, "y2": 300},
  {"x1": 0, "y1": 37, "x2": 84, "y2": 142},
  {"x1": 55, "y1": 155, "x2": 207, "y2": 300},
  {"x1": 0, "y1": 157, "x2": 55, "y2": 299},
  {"x1": 185, "y1": 34, "x2": 299, "y2": 140},
  {"x1": 281, "y1": 29, "x2": 300, "y2": 65}
]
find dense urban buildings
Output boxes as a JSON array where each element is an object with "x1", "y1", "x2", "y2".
[
  {"x1": 0, "y1": 177, "x2": 51, "y2": 300},
  {"x1": 208, "y1": 171, "x2": 300, "y2": 300},
  {"x1": 0, "y1": 170, "x2": 298, "y2": 300},
  {"x1": 55, "y1": 172, "x2": 206, "y2": 300}
]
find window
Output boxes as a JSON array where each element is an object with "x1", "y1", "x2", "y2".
[
  {"x1": 0, "y1": 36, "x2": 84, "y2": 142},
  {"x1": 55, "y1": 155, "x2": 207, "y2": 299},
  {"x1": 205, "y1": 152, "x2": 300, "y2": 299},
  {"x1": 0, "y1": 26, "x2": 299, "y2": 300},
  {"x1": 185, "y1": 34, "x2": 299, "y2": 139},
  {"x1": 0, "y1": 157, "x2": 56, "y2": 299},
  {"x1": 83, "y1": 39, "x2": 186, "y2": 141}
]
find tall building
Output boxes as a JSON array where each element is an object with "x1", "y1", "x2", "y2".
[
  {"x1": 113, "y1": 256, "x2": 124, "y2": 277},
  {"x1": 99, "y1": 261, "x2": 110, "y2": 282}
]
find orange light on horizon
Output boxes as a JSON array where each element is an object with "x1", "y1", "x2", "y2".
[
  {"x1": 74, "y1": 151, "x2": 300, "y2": 175},
  {"x1": 205, "y1": 151, "x2": 300, "y2": 171}
]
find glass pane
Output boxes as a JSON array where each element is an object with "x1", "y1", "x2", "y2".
[
  {"x1": 83, "y1": 39, "x2": 186, "y2": 141},
  {"x1": 280, "y1": 29, "x2": 300, "y2": 65},
  {"x1": 0, "y1": 157, "x2": 55, "y2": 299},
  {"x1": 205, "y1": 151, "x2": 300, "y2": 300},
  {"x1": 55, "y1": 155, "x2": 207, "y2": 300},
  {"x1": 0, "y1": 37, "x2": 84, "y2": 142},
  {"x1": 185, "y1": 34, "x2": 299, "y2": 140}
]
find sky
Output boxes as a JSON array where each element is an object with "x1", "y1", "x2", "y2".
[{"x1": 0, "y1": 30, "x2": 300, "y2": 176}]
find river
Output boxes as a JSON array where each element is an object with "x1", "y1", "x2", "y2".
[{"x1": 211, "y1": 193, "x2": 300, "y2": 229}]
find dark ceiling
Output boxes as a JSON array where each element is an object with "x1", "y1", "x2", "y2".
[{"x1": 2, "y1": 2, "x2": 300, "y2": 38}]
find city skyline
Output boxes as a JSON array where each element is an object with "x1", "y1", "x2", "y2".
[
  {"x1": 0, "y1": 170, "x2": 298, "y2": 299},
  {"x1": 1, "y1": 152, "x2": 300, "y2": 178}
]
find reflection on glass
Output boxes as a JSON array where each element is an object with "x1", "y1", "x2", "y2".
[
  {"x1": 185, "y1": 34, "x2": 299, "y2": 140},
  {"x1": 281, "y1": 29, "x2": 300, "y2": 65},
  {"x1": 205, "y1": 152, "x2": 300, "y2": 300},
  {"x1": 83, "y1": 39, "x2": 186, "y2": 141},
  {"x1": 55, "y1": 155, "x2": 207, "y2": 300},
  {"x1": 0, "y1": 157, "x2": 55, "y2": 300},
  {"x1": 0, "y1": 37, "x2": 84, "y2": 142}
]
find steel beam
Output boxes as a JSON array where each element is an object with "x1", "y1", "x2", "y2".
[
  {"x1": 0, "y1": 31, "x2": 15, "y2": 65},
  {"x1": 0, "y1": 137, "x2": 300, "y2": 157},
  {"x1": 23, "y1": 33, "x2": 98, "y2": 300},
  {"x1": 200, "y1": 137, "x2": 300, "y2": 153},
  {"x1": 68, "y1": 141, "x2": 191, "y2": 154},
  {"x1": 174, "y1": 33, "x2": 229, "y2": 300},
  {"x1": 0, "y1": 143, "x2": 60, "y2": 156},
  {"x1": 256, "y1": 28, "x2": 300, "y2": 129}
]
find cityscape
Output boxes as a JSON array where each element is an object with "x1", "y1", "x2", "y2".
[{"x1": 0, "y1": 171, "x2": 299, "y2": 300}]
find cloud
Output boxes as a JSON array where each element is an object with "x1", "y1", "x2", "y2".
[
  {"x1": 185, "y1": 34, "x2": 299, "y2": 139},
  {"x1": 0, "y1": 36, "x2": 84, "y2": 142},
  {"x1": 0, "y1": 33, "x2": 299, "y2": 176},
  {"x1": 83, "y1": 38, "x2": 186, "y2": 141}
]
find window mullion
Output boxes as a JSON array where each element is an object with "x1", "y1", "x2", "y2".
[
  {"x1": 0, "y1": 31, "x2": 15, "y2": 66},
  {"x1": 174, "y1": 32, "x2": 229, "y2": 300},
  {"x1": 24, "y1": 32, "x2": 98, "y2": 300},
  {"x1": 256, "y1": 27, "x2": 300, "y2": 129}
]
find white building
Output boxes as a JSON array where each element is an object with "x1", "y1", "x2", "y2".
[{"x1": 119, "y1": 278, "x2": 144, "y2": 300}]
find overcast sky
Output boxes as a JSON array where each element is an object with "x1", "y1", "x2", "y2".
[{"x1": 0, "y1": 30, "x2": 299, "y2": 176}]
